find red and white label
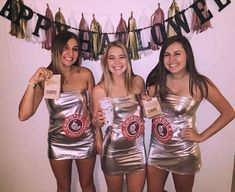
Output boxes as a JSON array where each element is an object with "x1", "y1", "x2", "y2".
[
  {"x1": 62, "y1": 114, "x2": 88, "y2": 138},
  {"x1": 152, "y1": 116, "x2": 173, "y2": 143},
  {"x1": 121, "y1": 115, "x2": 145, "y2": 141}
]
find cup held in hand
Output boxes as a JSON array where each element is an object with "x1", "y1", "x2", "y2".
[{"x1": 98, "y1": 97, "x2": 114, "y2": 126}]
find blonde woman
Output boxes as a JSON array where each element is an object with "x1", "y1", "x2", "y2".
[{"x1": 92, "y1": 41, "x2": 146, "y2": 192}]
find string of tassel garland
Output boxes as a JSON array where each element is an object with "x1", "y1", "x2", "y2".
[{"x1": 0, "y1": 0, "x2": 231, "y2": 61}]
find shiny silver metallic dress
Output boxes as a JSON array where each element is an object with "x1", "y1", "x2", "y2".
[
  {"x1": 101, "y1": 95, "x2": 146, "y2": 175},
  {"x1": 45, "y1": 90, "x2": 96, "y2": 160},
  {"x1": 148, "y1": 94, "x2": 202, "y2": 175}
]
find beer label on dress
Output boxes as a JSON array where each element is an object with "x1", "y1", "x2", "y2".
[
  {"x1": 152, "y1": 116, "x2": 173, "y2": 143},
  {"x1": 121, "y1": 115, "x2": 145, "y2": 141},
  {"x1": 62, "y1": 114, "x2": 88, "y2": 138}
]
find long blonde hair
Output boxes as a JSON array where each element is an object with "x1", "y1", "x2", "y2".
[{"x1": 99, "y1": 41, "x2": 136, "y2": 96}]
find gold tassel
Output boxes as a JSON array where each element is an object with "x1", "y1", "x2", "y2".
[
  {"x1": 167, "y1": 0, "x2": 180, "y2": 38},
  {"x1": 127, "y1": 11, "x2": 140, "y2": 60},
  {"x1": 9, "y1": 0, "x2": 27, "y2": 39},
  {"x1": 55, "y1": 8, "x2": 66, "y2": 33},
  {"x1": 90, "y1": 14, "x2": 102, "y2": 60}
]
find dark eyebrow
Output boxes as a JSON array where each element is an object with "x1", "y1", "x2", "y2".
[
  {"x1": 165, "y1": 50, "x2": 182, "y2": 54},
  {"x1": 65, "y1": 44, "x2": 79, "y2": 48}
]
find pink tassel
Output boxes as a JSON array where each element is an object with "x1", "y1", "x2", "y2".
[
  {"x1": 151, "y1": 3, "x2": 165, "y2": 50},
  {"x1": 192, "y1": 0, "x2": 212, "y2": 33},
  {"x1": 42, "y1": 4, "x2": 56, "y2": 50},
  {"x1": 79, "y1": 13, "x2": 91, "y2": 60},
  {"x1": 116, "y1": 13, "x2": 128, "y2": 44}
]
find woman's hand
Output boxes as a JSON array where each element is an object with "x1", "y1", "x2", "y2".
[
  {"x1": 142, "y1": 93, "x2": 152, "y2": 101},
  {"x1": 92, "y1": 108, "x2": 105, "y2": 129},
  {"x1": 29, "y1": 67, "x2": 53, "y2": 84},
  {"x1": 180, "y1": 128, "x2": 205, "y2": 143}
]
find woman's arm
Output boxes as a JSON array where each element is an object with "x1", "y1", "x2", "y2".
[
  {"x1": 133, "y1": 75, "x2": 145, "y2": 96},
  {"x1": 91, "y1": 84, "x2": 106, "y2": 153},
  {"x1": 200, "y1": 82, "x2": 235, "y2": 141},
  {"x1": 181, "y1": 81, "x2": 235, "y2": 142},
  {"x1": 84, "y1": 67, "x2": 95, "y2": 113},
  {"x1": 18, "y1": 67, "x2": 53, "y2": 121}
]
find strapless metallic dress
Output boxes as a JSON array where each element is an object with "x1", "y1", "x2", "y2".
[
  {"x1": 45, "y1": 90, "x2": 96, "y2": 160},
  {"x1": 101, "y1": 95, "x2": 146, "y2": 175},
  {"x1": 148, "y1": 94, "x2": 202, "y2": 175}
]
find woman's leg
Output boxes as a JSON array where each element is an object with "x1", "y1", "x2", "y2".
[
  {"x1": 172, "y1": 173, "x2": 195, "y2": 192},
  {"x1": 126, "y1": 168, "x2": 146, "y2": 192},
  {"x1": 49, "y1": 159, "x2": 73, "y2": 192},
  {"x1": 147, "y1": 165, "x2": 169, "y2": 192},
  {"x1": 104, "y1": 174, "x2": 124, "y2": 192},
  {"x1": 75, "y1": 157, "x2": 96, "y2": 192}
]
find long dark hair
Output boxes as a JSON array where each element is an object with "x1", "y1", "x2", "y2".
[
  {"x1": 147, "y1": 35, "x2": 213, "y2": 100},
  {"x1": 47, "y1": 30, "x2": 82, "y2": 74}
]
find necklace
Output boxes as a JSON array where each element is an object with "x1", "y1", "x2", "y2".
[
  {"x1": 63, "y1": 68, "x2": 74, "y2": 85},
  {"x1": 168, "y1": 72, "x2": 189, "y2": 94},
  {"x1": 63, "y1": 79, "x2": 71, "y2": 85}
]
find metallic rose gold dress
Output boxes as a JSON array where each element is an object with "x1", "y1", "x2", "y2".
[
  {"x1": 101, "y1": 95, "x2": 146, "y2": 175},
  {"x1": 45, "y1": 90, "x2": 96, "y2": 160},
  {"x1": 148, "y1": 94, "x2": 202, "y2": 175}
]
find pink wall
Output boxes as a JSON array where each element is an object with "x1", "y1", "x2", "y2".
[{"x1": 0, "y1": 0, "x2": 234, "y2": 191}]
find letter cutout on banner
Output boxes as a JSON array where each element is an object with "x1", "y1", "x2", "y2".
[
  {"x1": 190, "y1": 0, "x2": 213, "y2": 25},
  {"x1": 150, "y1": 3, "x2": 166, "y2": 50},
  {"x1": 13, "y1": 2, "x2": 33, "y2": 26},
  {"x1": 0, "y1": 0, "x2": 13, "y2": 20},
  {"x1": 32, "y1": 13, "x2": 51, "y2": 37},
  {"x1": 166, "y1": 10, "x2": 190, "y2": 36},
  {"x1": 0, "y1": 0, "x2": 232, "y2": 60},
  {"x1": 213, "y1": 0, "x2": 231, "y2": 12},
  {"x1": 151, "y1": 23, "x2": 167, "y2": 47}
]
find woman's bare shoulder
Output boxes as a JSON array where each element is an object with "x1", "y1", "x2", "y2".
[
  {"x1": 93, "y1": 82, "x2": 105, "y2": 96},
  {"x1": 79, "y1": 66, "x2": 93, "y2": 76}
]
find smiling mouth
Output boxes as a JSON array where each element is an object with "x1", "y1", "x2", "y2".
[
  {"x1": 113, "y1": 66, "x2": 123, "y2": 70},
  {"x1": 64, "y1": 57, "x2": 73, "y2": 61},
  {"x1": 169, "y1": 63, "x2": 178, "y2": 67}
]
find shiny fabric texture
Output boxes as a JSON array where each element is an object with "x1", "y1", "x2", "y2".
[
  {"x1": 101, "y1": 95, "x2": 146, "y2": 175},
  {"x1": 148, "y1": 94, "x2": 202, "y2": 175},
  {"x1": 45, "y1": 90, "x2": 96, "y2": 160}
]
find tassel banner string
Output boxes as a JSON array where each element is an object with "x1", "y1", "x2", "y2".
[{"x1": 0, "y1": 0, "x2": 232, "y2": 61}]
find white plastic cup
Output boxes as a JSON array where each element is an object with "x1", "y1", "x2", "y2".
[{"x1": 98, "y1": 97, "x2": 114, "y2": 126}]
